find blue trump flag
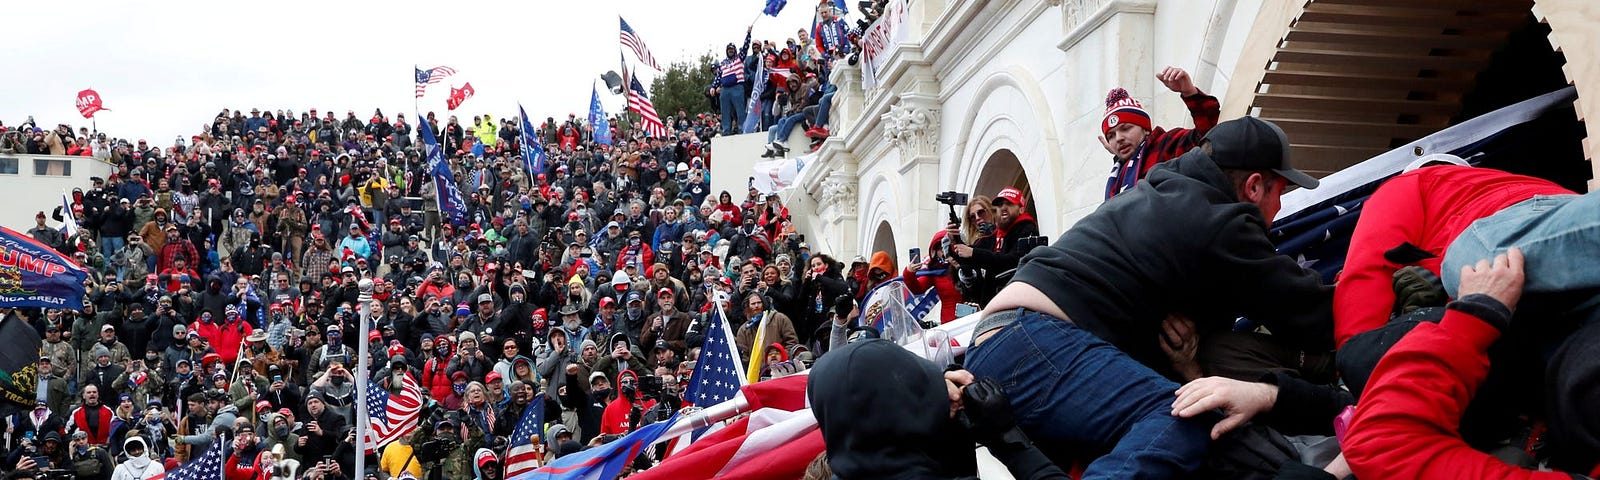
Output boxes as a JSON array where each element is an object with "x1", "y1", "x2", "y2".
[
  {"x1": 763, "y1": 0, "x2": 787, "y2": 16},
  {"x1": 417, "y1": 117, "x2": 469, "y2": 226},
  {"x1": 589, "y1": 87, "x2": 612, "y2": 146},
  {"x1": 0, "y1": 226, "x2": 87, "y2": 310},
  {"x1": 519, "y1": 104, "x2": 547, "y2": 178},
  {"x1": 741, "y1": 56, "x2": 768, "y2": 134},
  {"x1": 516, "y1": 414, "x2": 677, "y2": 480}
]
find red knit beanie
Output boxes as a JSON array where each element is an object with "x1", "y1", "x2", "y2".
[{"x1": 1102, "y1": 88, "x2": 1151, "y2": 135}]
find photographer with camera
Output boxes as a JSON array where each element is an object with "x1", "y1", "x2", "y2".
[
  {"x1": 409, "y1": 409, "x2": 483, "y2": 480},
  {"x1": 599, "y1": 370, "x2": 655, "y2": 436},
  {"x1": 945, "y1": 187, "x2": 1039, "y2": 307}
]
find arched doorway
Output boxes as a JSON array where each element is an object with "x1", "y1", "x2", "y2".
[
  {"x1": 971, "y1": 149, "x2": 1039, "y2": 219},
  {"x1": 869, "y1": 221, "x2": 897, "y2": 260},
  {"x1": 1233, "y1": 0, "x2": 1590, "y2": 189}
]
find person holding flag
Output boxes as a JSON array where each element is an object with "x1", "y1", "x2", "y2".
[
  {"x1": 712, "y1": 26, "x2": 755, "y2": 135},
  {"x1": 418, "y1": 116, "x2": 469, "y2": 227},
  {"x1": 518, "y1": 104, "x2": 547, "y2": 178},
  {"x1": 733, "y1": 292, "x2": 797, "y2": 381},
  {"x1": 501, "y1": 380, "x2": 546, "y2": 478}
]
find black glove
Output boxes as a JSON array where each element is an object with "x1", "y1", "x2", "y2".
[{"x1": 957, "y1": 377, "x2": 1028, "y2": 450}]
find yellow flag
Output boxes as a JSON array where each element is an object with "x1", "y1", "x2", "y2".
[{"x1": 745, "y1": 312, "x2": 768, "y2": 385}]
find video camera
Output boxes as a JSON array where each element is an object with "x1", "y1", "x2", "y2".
[{"x1": 935, "y1": 191, "x2": 970, "y2": 256}]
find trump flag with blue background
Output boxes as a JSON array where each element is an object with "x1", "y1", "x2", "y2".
[
  {"x1": 519, "y1": 103, "x2": 547, "y2": 178},
  {"x1": 417, "y1": 116, "x2": 469, "y2": 226},
  {"x1": 589, "y1": 87, "x2": 612, "y2": 146},
  {"x1": 0, "y1": 226, "x2": 87, "y2": 310}
]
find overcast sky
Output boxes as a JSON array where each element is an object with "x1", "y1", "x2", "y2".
[{"x1": 1, "y1": 0, "x2": 829, "y2": 144}]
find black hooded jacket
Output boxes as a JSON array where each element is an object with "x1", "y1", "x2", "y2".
[
  {"x1": 809, "y1": 339, "x2": 976, "y2": 479},
  {"x1": 1010, "y1": 149, "x2": 1333, "y2": 370}
]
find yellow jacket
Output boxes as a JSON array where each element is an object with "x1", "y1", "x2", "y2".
[
  {"x1": 379, "y1": 441, "x2": 424, "y2": 478},
  {"x1": 360, "y1": 176, "x2": 391, "y2": 207},
  {"x1": 476, "y1": 116, "x2": 498, "y2": 146}
]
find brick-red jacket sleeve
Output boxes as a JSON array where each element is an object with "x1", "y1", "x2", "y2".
[
  {"x1": 1334, "y1": 174, "x2": 1426, "y2": 347},
  {"x1": 1345, "y1": 300, "x2": 1573, "y2": 480}
]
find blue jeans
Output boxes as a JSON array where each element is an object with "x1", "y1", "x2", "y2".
[
  {"x1": 101, "y1": 236, "x2": 125, "y2": 266},
  {"x1": 767, "y1": 114, "x2": 807, "y2": 143},
  {"x1": 760, "y1": 98, "x2": 776, "y2": 132},
  {"x1": 1443, "y1": 192, "x2": 1600, "y2": 319},
  {"x1": 815, "y1": 92, "x2": 836, "y2": 128},
  {"x1": 965, "y1": 311, "x2": 1210, "y2": 479},
  {"x1": 719, "y1": 83, "x2": 747, "y2": 135}
]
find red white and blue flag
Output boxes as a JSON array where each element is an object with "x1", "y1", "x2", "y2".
[
  {"x1": 416, "y1": 66, "x2": 457, "y2": 98},
  {"x1": 159, "y1": 437, "x2": 225, "y2": 480},
  {"x1": 619, "y1": 17, "x2": 661, "y2": 71},
  {"x1": 504, "y1": 397, "x2": 547, "y2": 478},
  {"x1": 364, "y1": 371, "x2": 423, "y2": 453},
  {"x1": 515, "y1": 414, "x2": 677, "y2": 480},
  {"x1": 0, "y1": 226, "x2": 88, "y2": 310},
  {"x1": 627, "y1": 77, "x2": 668, "y2": 138}
]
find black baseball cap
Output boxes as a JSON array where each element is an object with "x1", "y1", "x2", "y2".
[{"x1": 1203, "y1": 117, "x2": 1318, "y2": 189}]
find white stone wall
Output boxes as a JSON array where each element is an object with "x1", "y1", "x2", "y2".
[{"x1": 794, "y1": 0, "x2": 1284, "y2": 264}]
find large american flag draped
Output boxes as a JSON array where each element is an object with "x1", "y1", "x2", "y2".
[
  {"x1": 627, "y1": 76, "x2": 668, "y2": 138},
  {"x1": 415, "y1": 66, "x2": 458, "y2": 98},
  {"x1": 619, "y1": 17, "x2": 661, "y2": 71},
  {"x1": 365, "y1": 371, "x2": 424, "y2": 453},
  {"x1": 162, "y1": 438, "x2": 225, "y2": 480},
  {"x1": 504, "y1": 398, "x2": 547, "y2": 478}
]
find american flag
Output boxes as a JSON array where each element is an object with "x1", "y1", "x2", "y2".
[
  {"x1": 416, "y1": 66, "x2": 458, "y2": 98},
  {"x1": 504, "y1": 397, "x2": 547, "y2": 478},
  {"x1": 619, "y1": 17, "x2": 661, "y2": 71},
  {"x1": 365, "y1": 371, "x2": 424, "y2": 453},
  {"x1": 686, "y1": 305, "x2": 746, "y2": 409},
  {"x1": 627, "y1": 76, "x2": 668, "y2": 138},
  {"x1": 160, "y1": 438, "x2": 225, "y2": 480}
]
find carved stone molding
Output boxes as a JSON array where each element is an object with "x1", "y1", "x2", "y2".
[
  {"x1": 881, "y1": 101, "x2": 941, "y2": 159},
  {"x1": 818, "y1": 175, "x2": 858, "y2": 214},
  {"x1": 1064, "y1": 0, "x2": 1106, "y2": 29}
]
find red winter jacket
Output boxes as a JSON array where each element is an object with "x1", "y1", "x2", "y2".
[
  {"x1": 600, "y1": 370, "x2": 656, "y2": 435},
  {"x1": 422, "y1": 343, "x2": 455, "y2": 401},
  {"x1": 1333, "y1": 167, "x2": 1570, "y2": 347},
  {"x1": 1345, "y1": 304, "x2": 1578, "y2": 479},
  {"x1": 902, "y1": 231, "x2": 962, "y2": 324},
  {"x1": 70, "y1": 404, "x2": 115, "y2": 445}
]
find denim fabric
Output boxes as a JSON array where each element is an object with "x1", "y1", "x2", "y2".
[
  {"x1": 964, "y1": 310, "x2": 1211, "y2": 479},
  {"x1": 1443, "y1": 192, "x2": 1600, "y2": 311},
  {"x1": 815, "y1": 92, "x2": 836, "y2": 128},
  {"x1": 719, "y1": 84, "x2": 747, "y2": 135},
  {"x1": 767, "y1": 114, "x2": 807, "y2": 143},
  {"x1": 101, "y1": 236, "x2": 125, "y2": 267}
]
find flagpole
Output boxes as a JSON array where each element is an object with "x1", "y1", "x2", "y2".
[{"x1": 354, "y1": 279, "x2": 373, "y2": 476}]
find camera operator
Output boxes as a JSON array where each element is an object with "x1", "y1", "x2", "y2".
[
  {"x1": 600, "y1": 370, "x2": 655, "y2": 435},
  {"x1": 946, "y1": 187, "x2": 1039, "y2": 306},
  {"x1": 409, "y1": 412, "x2": 482, "y2": 480}
]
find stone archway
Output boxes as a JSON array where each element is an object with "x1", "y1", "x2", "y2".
[
  {"x1": 971, "y1": 149, "x2": 1039, "y2": 220},
  {"x1": 1221, "y1": 0, "x2": 1597, "y2": 189},
  {"x1": 869, "y1": 221, "x2": 898, "y2": 261}
]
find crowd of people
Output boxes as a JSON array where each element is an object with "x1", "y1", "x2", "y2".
[
  {"x1": 6, "y1": 0, "x2": 1599, "y2": 478},
  {"x1": 0, "y1": 3, "x2": 888, "y2": 479}
]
